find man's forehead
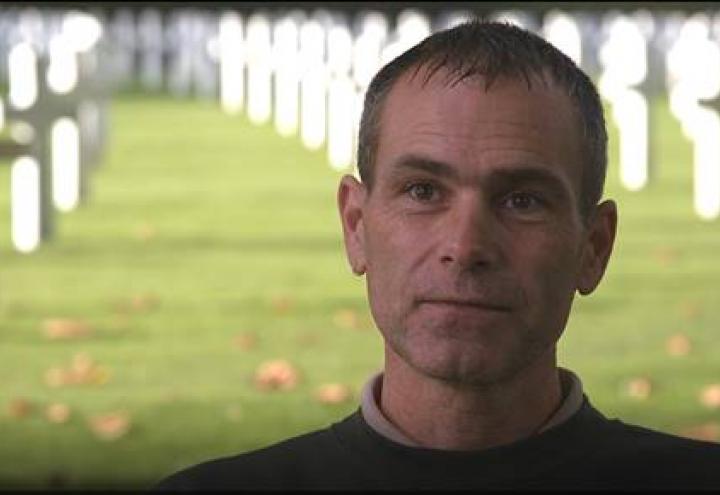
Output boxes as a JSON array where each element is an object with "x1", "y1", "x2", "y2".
[
  {"x1": 374, "y1": 64, "x2": 585, "y2": 201},
  {"x1": 380, "y1": 67, "x2": 576, "y2": 137},
  {"x1": 379, "y1": 69, "x2": 579, "y2": 152}
]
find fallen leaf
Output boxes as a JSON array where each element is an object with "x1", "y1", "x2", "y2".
[
  {"x1": 89, "y1": 412, "x2": 131, "y2": 441},
  {"x1": 333, "y1": 309, "x2": 359, "y2": 330},
  {"x1": 46, "y1": 403, "x2": 71, "y2": 424},
  {"x1": 665, "y1": 333, "x2": 692, "y2": 357},
  {"x1": 72, "y1": 352, "x2": 95, "y2": 375},
  {"x1": 270, "y1": 295, "x2": 294, "y2": 314},
  {"x1": 700, "y1": 384, "x2": 720, "y2": 409},
  {"x1": 678, "y1": 422, "x2": 720, "y2": 442},
  {"x1": 7, "y1": 397, "x2": 33, "y2": 419},
  {"x1": 43, "y1": 318, "x2": 93, "y2": 340},
  {"x1": 232, "y1": 332, "x2": 257, "y2": 351},
  {"x1": 254, "y1": 359, "x2": 299, "y2": 391},
  {"x1": 44, "y1": 354, "x2": 111, "y2": 388},
  {"x1": 314, "y1": 383, "x2": 352, "y2": 404},
  {"x1": 625, "y1": 377, "x2": 653, "y2": 400}
]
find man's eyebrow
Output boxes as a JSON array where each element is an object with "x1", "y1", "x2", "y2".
[
  {"x1": 390, "y1": 154, "x2": 571, "y2": 194},
  {"x1": 490, "y1": 167, "x2": 571, "y2": 194},
  {"x1": 390, "y1": 155, "x2": 460, "y2": 179}
]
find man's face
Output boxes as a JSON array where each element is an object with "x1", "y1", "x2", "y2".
[{"x1": 339, "y1": 69, "x2": 616, "y2": 386}]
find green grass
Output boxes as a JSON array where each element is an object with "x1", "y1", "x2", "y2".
[{"x1": 0, "y1": 94, "x2": 719, "y2": 489}]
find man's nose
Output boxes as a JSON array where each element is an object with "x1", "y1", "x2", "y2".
[{"x1": 439, "y1": 197, "x2": 500, "y2": 270}]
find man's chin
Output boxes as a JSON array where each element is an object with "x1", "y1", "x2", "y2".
[{"x1": 398, "y1": 338, "x2": 515, "y2": 387}]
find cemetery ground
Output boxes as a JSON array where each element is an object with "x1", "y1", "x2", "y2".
[{"x1": 1, "y1": 93, "x2": 720, "y2": 489}]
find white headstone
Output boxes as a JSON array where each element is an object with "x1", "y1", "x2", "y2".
[
  {"x1": 357, "y1": 10, "x2": 389, "y2": 42},
  {"x1": 299, "y1": 18, "x2": 327, "y2": 149},
  {"x1": 543, "y1": 10, "x2": 582, "y2": 66},
  {"x1": 51, "y1": 117, "x2": 81, "y2": 212},
  {"x1": 273, "y1": 13, "x2": 301, "y2": 136},
  {"x1": 327, "y1": 22, "x2": 355, "y2": 169},
  {"x1": 218, "y1": 11, "x2": 244, "y2": 114},
  {"x1": 352, "y1": 11, "x2": 387, "y2": 90},
  {"x1": 666, "y1": 15, "x2": 716, "y2": 128},
  {"x1": 11, "y1": 156, "x2": 42, "y2": 253},
  {"x1": 666, "y1": 14, "x2": 720, "y2": 220},
  {"x1": 9, "y1": 42, "x2": 39, "y2": 110},
  {"x1": 46, "y1": 33, "x2": 79, "y2": 94},
  {"x1": 598, "y1": 14, "x2": 650, "y2": 192},
  {"x1": 381, "y1": 9, "x2": 431, "y2": 66},
  {"x1": 62, "y1": 10, "x2": 103, "y2": 53},
  {"x1": 246, "y1": 12, "x2": 273, "y2": 125}
]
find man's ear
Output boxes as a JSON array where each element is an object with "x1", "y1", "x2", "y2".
[
  {"x1": 338, "y1": 174, "x2": 367, "y2": 275},
  {"x1": 577, "y1": 200, "x2": 618, "y2": 295}
]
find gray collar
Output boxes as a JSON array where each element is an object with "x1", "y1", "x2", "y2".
[{"x1": 360, "y1": 367, "x2": 585, "y2": 447}]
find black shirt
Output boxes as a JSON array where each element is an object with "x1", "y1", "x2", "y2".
[{"x1": 156, "y1": 396, "x2": 720, "y2": 490}]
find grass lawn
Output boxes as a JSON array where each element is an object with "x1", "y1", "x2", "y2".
[{"x1": 0, "y1": 93, "x2": 718, "y2": 489}]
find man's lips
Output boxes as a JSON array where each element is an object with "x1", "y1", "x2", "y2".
[{"x1": 418, "y1": 299, "x2": 513, "y2": 312}]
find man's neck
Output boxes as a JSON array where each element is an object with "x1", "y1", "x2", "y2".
[{"x1": 379, "y1": 349, "x2": 563, "y2": 451}]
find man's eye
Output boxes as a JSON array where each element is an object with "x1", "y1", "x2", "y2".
[
  {"x1": 502, "y1": 192, "x2": 544, "y2": 211},
  {"x1": 405, "y1": 182, "x2": 439, "y2": 202}
]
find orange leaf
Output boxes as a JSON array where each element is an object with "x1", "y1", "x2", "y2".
[
  {"x1": 665, "y1": 333, "x2": 692, "y2": 357},
  {"x1": 43, "y1": 318, "x2": 93, "y2": 340},
  {"x1": 625, "y1": 377, "x2": 652, "y2": 400},
  {"x1": 7, "y1": 397, "x2": 33, "y2": 419},
  {"x1": 269, "y1": 295, "x2": 294, "y2": 314},
  {"x1": 254, "y1": 359, "x2": 299, "y2": 391},
  {"x1": 314, "y1": 383, "x2": 352, "y2": 404},
  {"x1": 89, "y1": 412, "x2": 131, "y2": 441},
  {"x1": 46, "y1": 403, "x2": 71, "y2": 424},
  {"x1": 700, "y1": 384, "x2": 720, "y2": 409}
]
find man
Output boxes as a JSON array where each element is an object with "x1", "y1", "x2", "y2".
[{"x1": 157, "y1": 20, "x2": 720, "y2": 490}]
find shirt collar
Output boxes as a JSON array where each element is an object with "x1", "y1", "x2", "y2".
[{"x1": 359, "y1": 367, "x2": 585, "y2": 447}]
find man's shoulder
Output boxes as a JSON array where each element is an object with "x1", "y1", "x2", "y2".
[
  {"x1": 603, "y1": 418, "x2": 720, "y2": 455},
  {"x1": 155, "y1": 414, "x2": 359, "y2": 490},
  {"x1": 587, "y1": 417, "x2": 720, "y2": 486}
]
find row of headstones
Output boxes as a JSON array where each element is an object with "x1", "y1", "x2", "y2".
[
  {"x1": 63, "y1": 6, "x2": 719, "y2": 221},
  {"x1": 1, "y1": 7, "x2": 719, "y2": 238},
  {"x1": 0, "y1": 10, "x2": 111, "y2": 253}
]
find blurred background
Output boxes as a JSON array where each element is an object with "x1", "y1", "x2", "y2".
[{"x1": 1, "y1": 1, "x2": 719, "y2": 489}]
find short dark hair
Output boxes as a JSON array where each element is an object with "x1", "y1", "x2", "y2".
[{"x1": 357, "y1": 20, "x2": 607, "y2": 220}]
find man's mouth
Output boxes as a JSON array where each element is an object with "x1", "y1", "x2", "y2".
[{"x1": 419, "y1": 299, "x2": 512, "y2": 312}]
